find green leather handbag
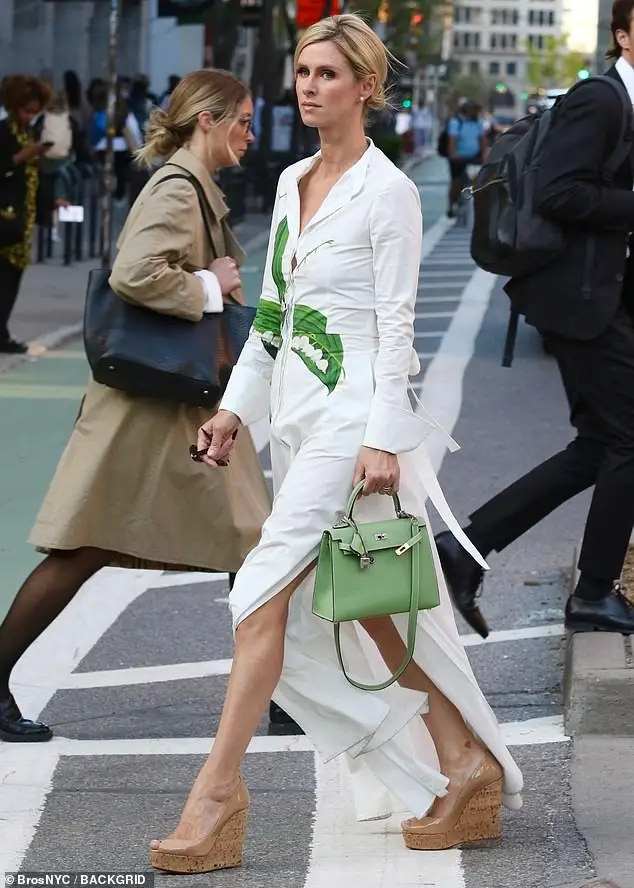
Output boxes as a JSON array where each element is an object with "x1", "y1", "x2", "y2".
[{"x1": 312, "y1": 480, "x2": 440, "y2": 692}]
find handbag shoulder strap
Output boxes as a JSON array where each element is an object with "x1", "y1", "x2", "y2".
[
  {"x1": 158, "y1": 171, "x2": 216, "y2": 252},
  {"x1": 158, "y1": 170, "x2": 241, "y2": 307}
]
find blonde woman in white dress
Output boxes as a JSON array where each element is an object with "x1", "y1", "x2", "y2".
[{"x1": 150, "y1": 15, "x2": 523, "y2": 874}]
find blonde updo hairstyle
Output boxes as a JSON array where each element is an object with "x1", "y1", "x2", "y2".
[
  {"x1": 294, "y1": 13, "x2": 392, "y2": 112},
  {"x1": 136, "y1": 68, "x2": 249, "y2": 168}
]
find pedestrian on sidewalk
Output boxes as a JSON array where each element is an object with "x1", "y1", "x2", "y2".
[
  {"x1": 436, "y1": 0, "x2": 634, "y2": 640},
  {"x1": 149, "y1": 15, "x2": 522, "y2": 875},
  {"x1": 445, "y1": 99, "x2": 486, "y2": 219},
  {"x1": 412, "y1": 100, "x2": 432, "y2": 156},
  {"x1": 37, "y1": 89, "x2": 75, "y2": 242},
  {"x1": 0, "y1": 74, "x2": 52, "y2": 354},
  {"x1": 0, "y1": 69, "x2": 270, "y2": 744}
]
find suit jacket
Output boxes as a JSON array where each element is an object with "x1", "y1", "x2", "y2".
[{"x1": 506, "y1": 65, "x2": 634, "y2": 340}]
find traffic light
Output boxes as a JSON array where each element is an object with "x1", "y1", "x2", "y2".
[
  {"x1": 402, "y1": 98, "x2": 413, "y2": 109},
  {"x1": 577, "y1": 68, "x2": 591, "y2": 80},
  {"x1": 411, "y1": 11, "x2": 424, "y2": 27},
  {"x1": 495, "y1": 82, "x2": 508, "y2": 94}
]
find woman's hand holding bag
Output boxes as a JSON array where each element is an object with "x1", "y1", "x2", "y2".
[
  {"x1": 353, "y1": 446, "x2": 400, "y2": 496},
  {"x1": 210, "y1": 257, "x2": 241, "y2": 297}
]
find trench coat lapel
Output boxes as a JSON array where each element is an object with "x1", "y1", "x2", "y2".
[{"x1": 166, "y1": 149, "x2": 235, "y2": 263}]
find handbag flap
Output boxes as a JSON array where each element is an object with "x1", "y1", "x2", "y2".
[{"x1": 328, "y1": 517, "x2": 421, "y2": 554}]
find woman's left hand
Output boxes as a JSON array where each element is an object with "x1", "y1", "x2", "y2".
[{"x1": 353, "y1": 446, "x2": 400, "y2": 496}]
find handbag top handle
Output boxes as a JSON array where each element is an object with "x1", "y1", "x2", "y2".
[{"x1": 345, "y1": 479, "x2": 407, "y2": 521}]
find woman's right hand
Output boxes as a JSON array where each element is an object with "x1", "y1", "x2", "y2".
[
  {"x1": 14, "y1": 142, "x2": 49, "y2": 164},
  {"x1": 210, "y1": 257, "x2": 241, "y2": 296},
  {"x1": 197, "y1": 409, "x2": 241, "y2": 467}
]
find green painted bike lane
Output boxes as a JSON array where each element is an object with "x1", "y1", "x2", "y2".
[{"x1": 0, "y1": 157, "x2": 448, "y2": 619}]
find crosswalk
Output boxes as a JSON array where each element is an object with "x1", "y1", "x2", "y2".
[{"x1": 0, "y1": 217, "x2": 589, "y2": 887}]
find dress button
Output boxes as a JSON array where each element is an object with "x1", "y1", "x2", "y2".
[{"x1": 617, "y1": 273, "x2": 624, "y2": 282}]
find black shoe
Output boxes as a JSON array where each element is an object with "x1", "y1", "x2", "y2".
[
  {"x1": 268, "y1": 701, "x2": 304, "y2": 736},
  {"x1": 565, "y1": 584, "x2": 634, "y2": 634},
  {"x1": 0, "y1": 692, "x2": 53, "y2": 742},
  {"x1": 435, "y1": 530, "x2": 489, "y2": 639},
  {"x1": 0, "y1": 337, "x2": 28, "y2": 354}
]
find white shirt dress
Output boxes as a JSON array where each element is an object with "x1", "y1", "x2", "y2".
[{"x1": 221, "y1": 142, "x2": 523, "y2": 820}]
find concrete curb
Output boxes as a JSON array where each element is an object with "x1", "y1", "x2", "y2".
[
  {"x1": 0, "y1": 224, "x2": 271, "y2": 376},
  {"x1": 563, "y1": 547, "x2": 634, "y2": 736}
]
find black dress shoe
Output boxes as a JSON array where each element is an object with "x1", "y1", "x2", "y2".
[
  {"x1": 0, "y1": 693, "x2": 53, "y2": 742},
  {"x1": 435, "y1": 530, "x2": 489, "y2": 639},
  {"x1": 0, "y1": 337, "x2": 28, "y2": 354},
  {"x1": 565, "y1": 584, "x2": 634, "y2": 634}
]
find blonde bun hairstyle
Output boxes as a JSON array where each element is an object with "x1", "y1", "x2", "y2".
[
  {"x1": 136, "y1": 68, "x2": 249, "y2": 168},
  {"x1": 294, "y1": 13, "x2": 393, "y2": 111}
]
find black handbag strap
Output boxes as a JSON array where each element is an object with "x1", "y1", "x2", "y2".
[
  {"x1": 159, "y1": 170, "x2": 240, "y2": 306},
  {"x1": 159, "y1": 171, "x2": 217, "y2": 252}
]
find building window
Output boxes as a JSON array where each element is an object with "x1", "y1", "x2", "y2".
[
  {"x1": 507, "y1": 61, "x2": 517, "y2": 76},
  {"x1": 490, "y1": 61, "x2": 500, "y2": 75},
  {"x1": 528, "y1": 34, "x2": 545, "y2": 50},
  {"x1": 470, "y1": 60, "x2": 479, "y2": 74},
  {"x1": 529, "y1": 9, "x2": 556, "y2": 27},
  {"x1": 490, "y1": 8, "x2": 519, "y2": 26}
]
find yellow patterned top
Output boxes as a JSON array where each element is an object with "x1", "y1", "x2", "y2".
[{"x1": 0, "y1": 118, "x2": 39, "y2": 269}]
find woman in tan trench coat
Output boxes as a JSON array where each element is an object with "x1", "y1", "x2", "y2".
[{"x1": 0, "y1": 70, "x2": 270, "y2": 743}]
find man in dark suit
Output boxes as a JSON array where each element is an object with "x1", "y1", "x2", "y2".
[{"x1": 436, "y1": 0, "x2": 634, "y2": 639}]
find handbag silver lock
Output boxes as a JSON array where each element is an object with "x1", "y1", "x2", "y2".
[{"x1": 360, "y1": 554, "x2": 374, "y2": 569}]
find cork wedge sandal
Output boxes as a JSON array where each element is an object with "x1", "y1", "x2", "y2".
[
  {"x1": 151, "y1": 776, "x2": 250, "y2": 874},
  {"x1": 402, "y1": 754, "x2": 503, "y2": 851}
]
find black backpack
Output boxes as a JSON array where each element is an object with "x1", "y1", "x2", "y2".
[
  {"x1": 470, "y1": 76, "x2": 632, "y2": 281},
  {"x1": 468, "y1": 76, "x2": 633, "y2": 367},
  {"x1": 437, "y1": 116, "x2": 462, "y2": 158}
]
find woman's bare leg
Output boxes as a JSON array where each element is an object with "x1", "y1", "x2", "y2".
[
  {"x1": 152, "y1": 562, "x2": 315, "y2": 845},
  {"x1": 360, "y1": 616, "x2": 486, "y2": 818}
]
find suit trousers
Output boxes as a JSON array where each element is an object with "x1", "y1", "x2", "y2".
[
  {"x1": 0, "y1": 256, "x2": 24, "y2": 343},
  {"x1": 469, "y1": 307, "x2": 634, "y2": 581}
]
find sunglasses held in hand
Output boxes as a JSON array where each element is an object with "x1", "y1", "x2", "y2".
[{"x1": 189, "y1": 428, "x2": 238, "y2": 467}]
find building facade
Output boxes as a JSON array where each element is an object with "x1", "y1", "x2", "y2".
[
  {"x1": 450, "y1": 0, "x2": 565, "y2": 116},
  {"x1": 0, "y1": 0, "x2": 205, "y2": 98}
]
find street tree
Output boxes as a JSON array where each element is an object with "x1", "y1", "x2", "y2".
[{"x1": 526, "y1": 35, "x2": 586, "y2": 91}]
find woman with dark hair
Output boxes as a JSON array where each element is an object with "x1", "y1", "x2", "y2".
[{"x1": 0, "y1": 74, "x2": 52, "y2": 353}]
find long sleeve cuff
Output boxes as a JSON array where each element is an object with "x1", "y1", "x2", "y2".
[
  {"x1": 193, "y1": 270, "x2": 224, "y2": 313},
  {"x1": 220, "y1": 363, "x2": 271, "y2": 427},
  {"x1": 363, "y1": 401, "x2": 437, "y2": 454}
]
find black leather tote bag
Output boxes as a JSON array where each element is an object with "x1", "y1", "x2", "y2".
[{"x1": 83, "y1": 173, "x2": 256, "y2": 407}]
